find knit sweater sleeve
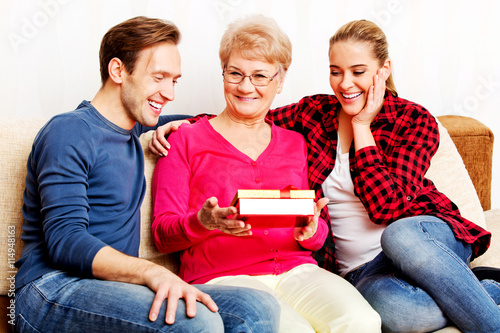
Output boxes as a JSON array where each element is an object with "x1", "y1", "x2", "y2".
[
  {"x1": 132, "y1": 114, "x2": 193, "y2": 136},
  {"x1": 295, "y1": 139, "x2": 328, "y2": 251},
  {"x1": 151, "y1": 123, "x2": 213, "y2": 253},
  {"x1": 30, "y1": 116, "x2": 107, "y2": 276}
]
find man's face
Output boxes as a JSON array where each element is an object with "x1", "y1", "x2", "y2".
[{"x1": 121, "y1": 42, "x2": 181, "y2": 128}]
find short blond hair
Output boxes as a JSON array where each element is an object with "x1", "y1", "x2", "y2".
[{"x1": 219, "y1": 14, "x2": 292, "y2": 76}]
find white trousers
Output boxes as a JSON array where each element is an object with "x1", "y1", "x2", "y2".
[{"x1": 206, "y1": 264, "x2": 381, "y2": 333}]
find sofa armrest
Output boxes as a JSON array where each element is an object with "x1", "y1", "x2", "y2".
[{"x1": 437, "y1": 116, "x2": 494, "y2": 210}]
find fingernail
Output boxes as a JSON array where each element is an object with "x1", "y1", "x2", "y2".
[
  {"x1": 167, "y1": 315, "x2": 174, "y2": 323},
  {"x1": 150, "y1": 313, "x2": 157, "y2": 321}
]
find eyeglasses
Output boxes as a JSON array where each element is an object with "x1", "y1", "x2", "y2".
[{"x1": 222, "y1": 69, "x2": 279, "y2": 87}]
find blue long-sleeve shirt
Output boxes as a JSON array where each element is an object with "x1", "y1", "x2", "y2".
[{"x1": 16, "y1": 100, "x2": 188, "y2": 290}]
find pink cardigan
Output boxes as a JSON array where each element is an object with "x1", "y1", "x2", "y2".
[{"x1": 152, "y1": 117, "x2": 327, "y2": 284}]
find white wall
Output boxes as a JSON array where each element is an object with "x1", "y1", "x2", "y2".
[{"x1": 1, "y1": 0, "x2": 499, "y2": 209}]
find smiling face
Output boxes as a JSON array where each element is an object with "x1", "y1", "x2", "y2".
[
  {"x1": 223, "y1": 52, "x2": 283, "y2": 122},
  {"x1": 329, "y1": 40, "x2": 390, "y2": 116},
  {"x1": 120, "y1": 41, "x2": 181, "y2": 128}
]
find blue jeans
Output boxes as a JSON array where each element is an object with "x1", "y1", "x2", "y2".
[
  {"x1": 15, "y1": 270, "x2": 280, "y2": 332},
  {"x1": 345, "y1": 216, "x2": 500, "y2": 333}
]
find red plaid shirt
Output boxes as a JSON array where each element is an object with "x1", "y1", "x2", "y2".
[{"x1": 268, "y1": 92, "x2": 491, "y2": 272}]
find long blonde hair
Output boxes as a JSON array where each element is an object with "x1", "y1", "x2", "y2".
[{"x1": 329, "y1": 20, "x2": 397, "y2": 97}]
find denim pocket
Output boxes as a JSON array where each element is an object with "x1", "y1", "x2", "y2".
[
  {"x1": 16, "y1": 314, "x2": 42, "y2": 333},
  {"x1": 32, "y1": 271, "x2": 79, "y2": 302}
]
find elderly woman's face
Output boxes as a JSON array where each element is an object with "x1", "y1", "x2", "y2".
[{"x1": 223, "y1": 52, "x2": 282, "y2": 120}]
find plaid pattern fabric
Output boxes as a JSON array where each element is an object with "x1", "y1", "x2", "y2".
[{"x1": 269, "y1": 92, "x2": 491, "y2": 273}]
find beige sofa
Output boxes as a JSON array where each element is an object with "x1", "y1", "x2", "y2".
[{"x1": 0, "y1": 115, "x2": 498, "y2": 333}]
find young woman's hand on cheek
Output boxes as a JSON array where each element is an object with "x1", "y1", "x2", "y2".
[{"x1": 352, "y1": 69, "x2": 386, "y2": 127}]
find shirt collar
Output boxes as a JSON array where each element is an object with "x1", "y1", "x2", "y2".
[
  {"x1": 322, "y1": 95, "x2": 341, "y2": 134},
  {"x1": 373, "y1": 91, "x2": 398, "y2": 124}
]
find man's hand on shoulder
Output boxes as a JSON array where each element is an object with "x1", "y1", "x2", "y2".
[{"x1": 148, "y1": 120, "x2": 189, "y2": 156}]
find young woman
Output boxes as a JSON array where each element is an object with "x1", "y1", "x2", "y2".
[
  {"x1": 150, "y1": 19, "x2": 500, "y2": 332},
  {"x1": 269, "y1": 20, "x2": 499, "y2": 333}
]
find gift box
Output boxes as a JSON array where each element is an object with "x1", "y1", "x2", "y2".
[{"x1": 230, "y1": 186, "x2": 315, "y2": 228}]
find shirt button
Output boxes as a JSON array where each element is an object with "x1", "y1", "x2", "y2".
[
  {"x1": 251, "y1": 161, "x2": 257, "y2": 166},
  {"x1": 350, "y1": 168, "x2": 354, "y2": 172},
  {"x1": 406, "y1": 195, "x2": 412, "y2": 201},
  {"x1": 263, "y1": 230, "x2": 268, "y2": 236},
  {"x1": 255, "y1": 178, "x2": 261, "y2": 183}
]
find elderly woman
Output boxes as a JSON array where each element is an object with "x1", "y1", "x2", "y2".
[{"x1": 151, "y1": 15, "x2": 380, "y2": 333}]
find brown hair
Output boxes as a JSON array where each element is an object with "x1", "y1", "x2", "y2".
[
  {"x1": 329, "y1": 20, "x2": 397, "y2": 97},
  {"x1": 99, "y1": 16, "x2": 181, "y2": 84},
  {"x1": 219, "y1": 14, "x2": 292, "y2": 78}
]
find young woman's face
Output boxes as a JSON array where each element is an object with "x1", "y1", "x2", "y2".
[{"x1": 329, "y1": 41, "x2": 389, "y2": 116}]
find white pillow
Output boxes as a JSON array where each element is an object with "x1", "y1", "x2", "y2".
[{"x1": 425, "y1": 119, "x2": 486, "y2": 229}]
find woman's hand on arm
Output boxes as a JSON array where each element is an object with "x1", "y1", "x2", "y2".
[
  {"x1": 294, "y1": 197, "x2": 329, "y2": 241},
  {"x1": 92, "y1": 246, "x2": 218, "y2": 324},
  {"x1": 148, "y1": 120, "x2": 189, "y2": 156},
  {"x1": 197, "y1": 197, "x2": 252, "y2": 236}
]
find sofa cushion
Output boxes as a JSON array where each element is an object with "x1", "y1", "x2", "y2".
[
  {"x1": 138, "y1": 130, "x2": 180, "y2": 272},
  {"x1": 425, "y1": 120, "x2": 486, "y2": 230},
  {"x1": 438, "y1": 115, "x2": 494, "y2": 210},
  {"x1": 0, "y1": 118, "x2": 48, "y2": 294}
]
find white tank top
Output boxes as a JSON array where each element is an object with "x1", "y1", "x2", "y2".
[{"x1": 321, "y1": 140, "x2": 386, "y2": 276}]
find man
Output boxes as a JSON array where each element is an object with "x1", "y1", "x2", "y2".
[{"x1": 15, "y1": 16, "x2": 279, "y2": 332}]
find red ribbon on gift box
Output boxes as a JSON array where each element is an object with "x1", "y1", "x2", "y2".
[{"x1": 279, "y1": 185, "x2": 298, "y2": 198}]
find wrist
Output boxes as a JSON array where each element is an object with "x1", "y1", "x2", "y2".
[
  {"x1": 352, "y1": 123, "x2": 375, "y2": 151},
  {"x1": 351, "y1": 119, "x2": 371, "y2": 130},
  {"x1": 141, "y1": 261, "x2": 175, "y2": 288},
  {"x1": 197, "y1": 210, "x2": 212, "y2": 230}
]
